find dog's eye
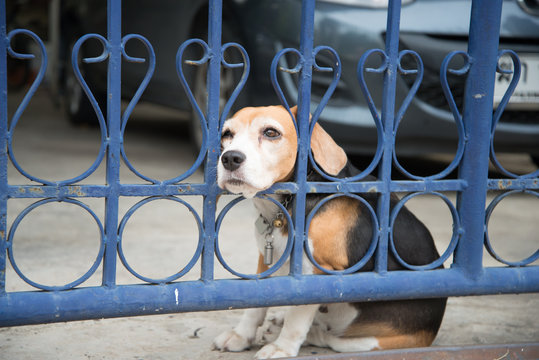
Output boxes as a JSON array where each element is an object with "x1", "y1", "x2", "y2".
[
  {"x1": 263, "y1": 128, "x2": 281, "y2": 139},
  {"x1": 222, "y1": 129, "x2": 233, "y2": 139}
]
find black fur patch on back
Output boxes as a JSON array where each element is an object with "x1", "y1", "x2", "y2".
[{"x1": 304, "y1": 161, "x2": 447, "y2": 336}]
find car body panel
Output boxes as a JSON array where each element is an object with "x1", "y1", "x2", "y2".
[{"x1": 60, "y1": 0, "x2": 539, "y2": 156}]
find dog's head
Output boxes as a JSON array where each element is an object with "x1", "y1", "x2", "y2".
[{"x1": 217, "y1": 105, "x2": 347, "y2": 198}]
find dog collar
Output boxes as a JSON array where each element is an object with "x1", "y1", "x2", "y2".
[
  {"x1": 255, "y1": 212, "x2": 285, "y2": 235},
  {"x1": 255, "y1": 194, "x2": 292, "y2": 232}
]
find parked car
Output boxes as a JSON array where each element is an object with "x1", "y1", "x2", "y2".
[{"x1": 60, "y1": 0, "x2": 539, "y2": 164}]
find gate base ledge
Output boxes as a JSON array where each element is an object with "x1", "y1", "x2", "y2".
[{"x1": 293, "y1": 343, "x2": 539, "y2": 360}]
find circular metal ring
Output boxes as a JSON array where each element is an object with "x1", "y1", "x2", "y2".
[
  {"x1": 389, "y1": 192, "x2": 461, "y2": 270},
  {"x1": 215, "y1": 195, "x2": 294, "y2": 279},
  {"x1": 7, "y1": 198, "x2": 105, "y2": 291},
  {"x1": 304, "y1": 193, "x2": 379, "y2": 275},
  {"x1": 485, "y1": 190, "x2": 539, "y2": 266},
  {"x1": 117, "y1": 196, "x2": 204, "y2": 283}
]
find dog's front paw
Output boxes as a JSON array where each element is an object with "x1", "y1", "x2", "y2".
[
  {"x1": 255, "y1": 343, "x2": 295, "y2": 359},
  {"x1": 212, "y1": 329, "x2": 251, "y2": 352}
]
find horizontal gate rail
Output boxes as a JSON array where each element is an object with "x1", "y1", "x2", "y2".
[
  {"x1": 2, "y1": 267, "x2": 539, "y2": 327},
  {"x1": 1, "y1": 0, "x2": 538, "y2": 327}
]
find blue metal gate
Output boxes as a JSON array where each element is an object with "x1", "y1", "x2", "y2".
[{"x1": 1, "y1": 0, "x2": 538, "y2": 327}]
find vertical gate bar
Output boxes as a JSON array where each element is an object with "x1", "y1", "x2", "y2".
[
  {"x1": 0, "y1": 0, "x2": 7, "y2": 295},
  {"x1": 290, "y1": 0, "x2": 315, "y2": 276},
  {"x1": 102, "y1": 0, "x2": 122, "y2": 287},
  {"x1": 454, "y1": 0, "x2": 502, "y2": 278},
  {"x1": 200, "y1": 0, "x2": 222, "y2": 281},
  {"x1": 374, "y1": 0, "x2": 401, "y2": 274}
]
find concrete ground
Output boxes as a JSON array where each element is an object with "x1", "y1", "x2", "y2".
[{"x1": 0, "y1": 89, "x2": 538, "y2": 359}]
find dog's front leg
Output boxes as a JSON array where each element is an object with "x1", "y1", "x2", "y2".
[
  {"x1": 255, "y1": 304, "x2": 319, "y2": 359},
  {"x1": 213, "y1": 254, "x2": 273, "y2": 352},
  {"x1": 213, "y1": 307, "x2": 268, "y2": 352}
]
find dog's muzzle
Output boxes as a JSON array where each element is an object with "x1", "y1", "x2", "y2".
[{"x1": 221, "y1": 150, "x2": 246, "y2": 172}]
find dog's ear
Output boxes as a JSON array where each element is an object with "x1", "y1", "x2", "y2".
[
  {"x1": 311, "y1": 122, "x2": 348, "y2": 176},
  {"x1": 290, "y1": 106, "x2": 347, "y2": 176}
]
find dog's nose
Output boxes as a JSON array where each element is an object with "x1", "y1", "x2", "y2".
[{"x1": 221, "y1": 150, "x2": 246, "y2": 171}]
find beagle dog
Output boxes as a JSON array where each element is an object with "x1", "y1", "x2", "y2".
[{"x1": 213, "y1": 105, "x2": 446, "y2": 359}]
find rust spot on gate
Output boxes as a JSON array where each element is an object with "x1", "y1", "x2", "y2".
[
  {"x1": 28, "y1": 187, "x2": 44, "y2": 195},
  {"x1": 497, "y1": 180, "x2": 512, "y2": 190},
  {"x1": 68, "y1": 186, "x2": 85, "y2": 196}
]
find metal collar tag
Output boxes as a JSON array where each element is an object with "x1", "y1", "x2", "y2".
[{"x1": 255, "y1": 212, "x2": 284, "y2": 266}]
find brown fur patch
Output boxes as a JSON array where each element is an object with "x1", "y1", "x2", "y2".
[
  {"x1": 289, "y1": 106, "x2": 347, "y2": 176},
  {"x1": 345, "y1": 322, "x2": 435, "y2": 350},
  {"x1": 376, "y1": 331, "x2": 435, "y2": 350},
  {"x1": 308, "y1": 197, "x2": 360, "y2": 273},
  {"x1": 343, "y1": 323, "x2": 400, "y2": 338},
  {"x1": 310, "y1": 122, "x2": 347, "y2": 176},
  {"x1": 257, "y1": 253, "x2": 270, "y2": 274}
]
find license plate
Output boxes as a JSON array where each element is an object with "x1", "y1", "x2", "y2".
[{"x1": 493, "y1": 53, "x2": 539, "y2": 110}]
